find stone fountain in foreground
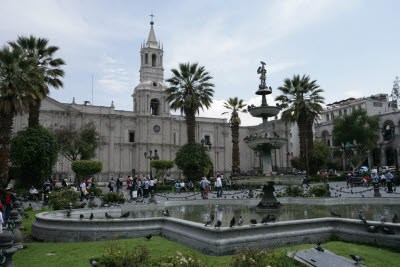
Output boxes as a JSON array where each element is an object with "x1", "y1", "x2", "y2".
[{"x1": 244, "y1": 61, "x2": 287, "y2": 210}]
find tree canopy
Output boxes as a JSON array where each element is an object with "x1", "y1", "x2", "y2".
[
  {"x1": 53, "y1": 121, "x2": 100, "y2": 162},
  {"x1": 174, "y1": 142, "x2": 212, "y2": 181},
  {"x1": 166, "y1": 62, "x2": 214, "y2": 142},
  {"x1": 332, "y1": 108, "x2": 379, "y2": 171},
  {"x1": 9, "y1": 127, "x2": 59, "y2": 187},
  {"x1": 150, "y1": 160, "x2": 174, "y2": 182}
]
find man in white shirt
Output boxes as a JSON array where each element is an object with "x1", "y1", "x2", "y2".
[
  {"x1": 216, "y1": 175, "x2": 223, "y2": 197},
  {"x1": 180, "y1": 181, "x2": 186, "y2": 192}
]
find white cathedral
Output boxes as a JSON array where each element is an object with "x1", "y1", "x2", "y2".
[{"x1": 12, "y1": 22, "x2": 292, "y2": 182}]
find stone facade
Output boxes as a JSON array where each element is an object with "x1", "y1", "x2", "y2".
[{"x1": 12, "y1": 23, "x2": 291, "y2": 182}]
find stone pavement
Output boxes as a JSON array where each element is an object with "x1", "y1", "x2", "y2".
[{"x1": 23, "y1": 181, "x2": 400, "y2": 210}]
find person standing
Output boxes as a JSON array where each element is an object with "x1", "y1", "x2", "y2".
[
  {"x1": 137, "y1": 178, "x2": 143, "y2": 197},
  {"x1": 322, "y1": 170, "x2": 328, "y2": 184},
  {"x1": 149, "y1": 177, "x2": 155, "y2": 193},
  {"x1": 108, "y1": 177, "x2": 115, "y2": 192},
  {"x1": 144, "y1": 178, "x2": 150, "y2": 197},
  {"x1": 129, "y1": 177, "x2": 136, "y2": 200},
  {"x1": 226, "y1": 178, "x2": 231, "y2": 191},
  {"x1": 216, "y1": 175, "x2": 223, "y2": 197},
  {"x1": 1, "y1": 189, "x2": 16, "y2": 224},
  {"x1": 200, "y1": 177, "x2": 207, "y2": 198},
  {"x1": 116, "y1": 177, "x2": 123, "y2": 193}
]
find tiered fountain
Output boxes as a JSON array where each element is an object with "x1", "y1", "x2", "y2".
[{"x1": 244, "y1": 61, "x2": 287, "y2": 176}]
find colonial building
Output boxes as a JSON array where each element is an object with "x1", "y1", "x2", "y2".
[
  {"x1": 314, "y1": 93, "x2": 400, "y2": 168},
  {"x1": 12, "y1": 21, "x2": 291, "y2": 182}
]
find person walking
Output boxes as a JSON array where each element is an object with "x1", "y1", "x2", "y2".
[
  {"x1": 216, "y1": 175, "x2": 223, "y2": 197},
  {"x1": 108, "y1": 177, "x2": 115, "y2": 192},
  {"x1": 137, "y1": 178, "x2": 143, "y2": 197},
  {"x1": 322, "y1": 170, "x2": 328, "y2": 184},
  {"x1": 200, "y1": 177, "x2": 207, "y2": 198},
  {"x1": 143, "y1": 178, "x2": 150, "y2": 197},
  {"x1": 300, "y1": 176, "x2": 309, "y2": 187}
]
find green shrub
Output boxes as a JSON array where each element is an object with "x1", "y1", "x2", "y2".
[
  {"x1": 71, "y1": 160, "x2": 102, "y2": 183},
  {"x1": 282, "y1": 186, "x2": 303, "y2": 197},
  {"x1": 98, "y1": 240, "x2": 151, "y2": 267},
  {"x1": 230, "y1": 248, "x2": 295, "y2": 267},
  {"x1": 88, "y1": 187, "x2": 102, "y2": 196},
  {"x1": 155, "y1": 251, "x2": 204, "y2": 266},
  {"x1": 307, "y1": 184, "x2": 330, "y2": 197},
  {"x1": 157, "y1": 185, "x2": 173, "y2": 192},
  {"x1": 48, "y1": 189, "x2": 79, "y2": 210},
  {"x1": 101, "y1": 192, "x2": 125, "y2": 204}
]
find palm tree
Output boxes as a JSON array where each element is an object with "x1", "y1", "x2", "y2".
[
  {"x1": 275, "y1": 74, "x2": 324, "y2": 175},
  {"x1": 0, "y1": 45, "x2": 43, "y2": 185},
  {"x1": 9, "y1": 35, "x2": 65, "y2": 128},
  {"x1": 166, "y1": 62, "x2": 214, "y2": 142},
  {"x1": 222, "y1": 97, "x2": 247, "y2": 174}
]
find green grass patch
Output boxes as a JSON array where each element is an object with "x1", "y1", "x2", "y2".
[
  {"x1": 15, "y1": 237, "x2": 231, "y2": 267},
  {"x1": 22, "y1": 208, "x2": 51, "y2": 237},
  {"x1": 14, "y1": 237, "x2": 400, "y2": 267}
]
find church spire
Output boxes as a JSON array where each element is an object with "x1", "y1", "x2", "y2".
[{"x1": 146, "y1": 13, "x2": 159, "y2": 49}]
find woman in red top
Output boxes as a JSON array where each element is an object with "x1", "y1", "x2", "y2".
[{"x1": 1, "y1": 188, "x2": 16, "y2": 224}]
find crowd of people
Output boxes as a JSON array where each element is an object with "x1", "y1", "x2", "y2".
[
  {"x1": 347, "y1": 170, "x2": 395, "y2": 188},
  {"x1": 108, "y1": 175, "x2": 158, "y2": 200}
]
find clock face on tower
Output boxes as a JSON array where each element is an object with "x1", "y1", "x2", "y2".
[{"x1": 153, "y1": 125, "x2": 161, "y2": 133}]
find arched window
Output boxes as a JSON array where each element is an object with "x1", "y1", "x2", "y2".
[
  {"x1": 344, "y1": 109, "x2": 347, "y2": 115},
  {"x1": 339, "y1": 110, "x2": 342, "y2": 117},
  {"x1": 150, "y1": 98, "x2": 160, "y2": 115},
  {"x1": 152, "y1": 54, "x2": 156, "y2": 66},
  {"x1": 326, "y1": 114, "x2": 329, "y2": 121},
  {"x1": 145, "y1": 53, "x2": 148, "y2": 64},
  {"x1": 331, "y1": 113, "x2": 334, "y2": 120}
]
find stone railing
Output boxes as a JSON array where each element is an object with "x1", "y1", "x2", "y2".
[{"x1": 32, "y1": 209, "x2": 400, "y2": 256}]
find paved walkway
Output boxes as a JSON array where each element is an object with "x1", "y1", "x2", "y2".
[{"x1": 24, "y1": 182, "x2": 400, "y2": 210}]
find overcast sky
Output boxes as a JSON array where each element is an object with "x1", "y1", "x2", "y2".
[{"x1": 1, "y1": 0, "x2": 399, "y2": 125}]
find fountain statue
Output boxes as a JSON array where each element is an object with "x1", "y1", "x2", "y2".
[{"x1": 244, "y1": 61, "x2": 287, "y2": 175}]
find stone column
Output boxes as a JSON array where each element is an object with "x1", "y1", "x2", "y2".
[
  {"x1": 0, "y1": 230, "x2": 18, "y2": 267},
  {"x1": 381, "y1": 147, "x2": 387, "y2": 166},
  {"x1": 262, "y1": 149, "x2": 272, "y2": 176}
]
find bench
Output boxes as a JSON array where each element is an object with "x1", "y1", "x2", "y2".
[{"x1": 350, "y1": 177, "x2": 364, "y2": 187}]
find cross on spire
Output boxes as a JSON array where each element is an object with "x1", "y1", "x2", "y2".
[{"x1": 149, "y1": 13, "x2": 155, "y2": 25}]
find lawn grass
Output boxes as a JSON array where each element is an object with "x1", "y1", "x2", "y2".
[
  {"x1": 21, "y1": 208, "x2": 51, "y2": 237},
  {"x1": 14, "y1": 236, "x2": 231, "y2": 267},
  {"x1": 14, "y1": 237, "x2": 400, "y2": 267},
  {"x1": 16, "y1": 208, "x2": 400, "y2": 266}
]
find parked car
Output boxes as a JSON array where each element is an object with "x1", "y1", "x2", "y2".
[
  {"x1": 379, "y1": 166, "x2": 392, "y2": 172},
  {"x1": 359, "y1": 166, "x2": 369, "y2": 173}
]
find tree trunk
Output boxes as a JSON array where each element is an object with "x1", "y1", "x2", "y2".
[
  {"x1": 0, "y1": 112, "x2": 14, "y2": 186},
  {"x1": 184, "y1": 108, "x2": 196, "y2": 143},
  {"x1": 297, "y1": 114, "x2": 307, "y2": 171},
  {"x1": 231, "y1": 122, "x2": 240, "y2": 174},
  {"x1": 28, "y1": 98, "x2": 41, "y2": 128}
]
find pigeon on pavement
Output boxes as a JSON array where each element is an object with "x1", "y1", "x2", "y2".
[
  {"x1": 315, "y1": 242, "x2": 324, "y2": 252},
  {"x1": 204, "y1": 214, "x2": 215, "y2": 227},
  {"x1": 105, "y1": 212, "x2": 112, "y2": 219},
  {"x1": 349, "y1": 254, "x2": 365, "y2": 263},
  {"x1": 393, "y1": 213, "x2": 399, "y2": 223},
  {"x1": 120, "y1": 211, "x2": 130, "y2": 218},
  {"x1": 330, "y1": 210, "x2": 341, "y2": 217},
  {"x1": 90, "y1": 213, "x2": 94, "y2": 220},
  {"x1": 250, "y1": 218, "x2": 257, "y2": 225},
  {"x1": 261, "y1": 214, "x2": 270, "y2": 224},
  {"x1": 80, "y1": 214, "x2": 84, "y2": 219},
  {"x1": 162, "y1": 209, "x2": 170, "y2": 217},
  {"x1": 359, "y1": 211, "x2": 367, "y2": 224},
  {"x1": 214, "y1": 220, "x2": 222, "y2": 228},
  {"x1": 238, "y1": 216, "x2": 244, "y2": 226},
  {"x1": 230, "y1": 217, "x2": 235, "y2": 227}
]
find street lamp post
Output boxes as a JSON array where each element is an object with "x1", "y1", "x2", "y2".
[
  {"x1": 144, "y1": 149, "x2": 158, "y2": 179},
  {"x1": 380, "y1": 125, "x2": 399, "y2": 185},
  {"x1": 200, "y1": 139, "x2": 212, "y2": 178}
]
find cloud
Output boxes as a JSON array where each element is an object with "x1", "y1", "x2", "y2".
[{"x1": 197, "y1": 95, "x2": 278, "y2": 126}]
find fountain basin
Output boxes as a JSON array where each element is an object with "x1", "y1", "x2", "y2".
[
  {"x1": 246, "y1": 137, "x2": 286, "y2": 151},
  {"x1": 32, "y1": 199, "x2": 400, "y2": 255},
  {"x1": 248, "y1": 106, "x2": 280, "y2": 117}
]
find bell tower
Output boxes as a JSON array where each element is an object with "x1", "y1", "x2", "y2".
[{"x1": 132, "y1": 15, "x2": 170, "y2": 116}]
